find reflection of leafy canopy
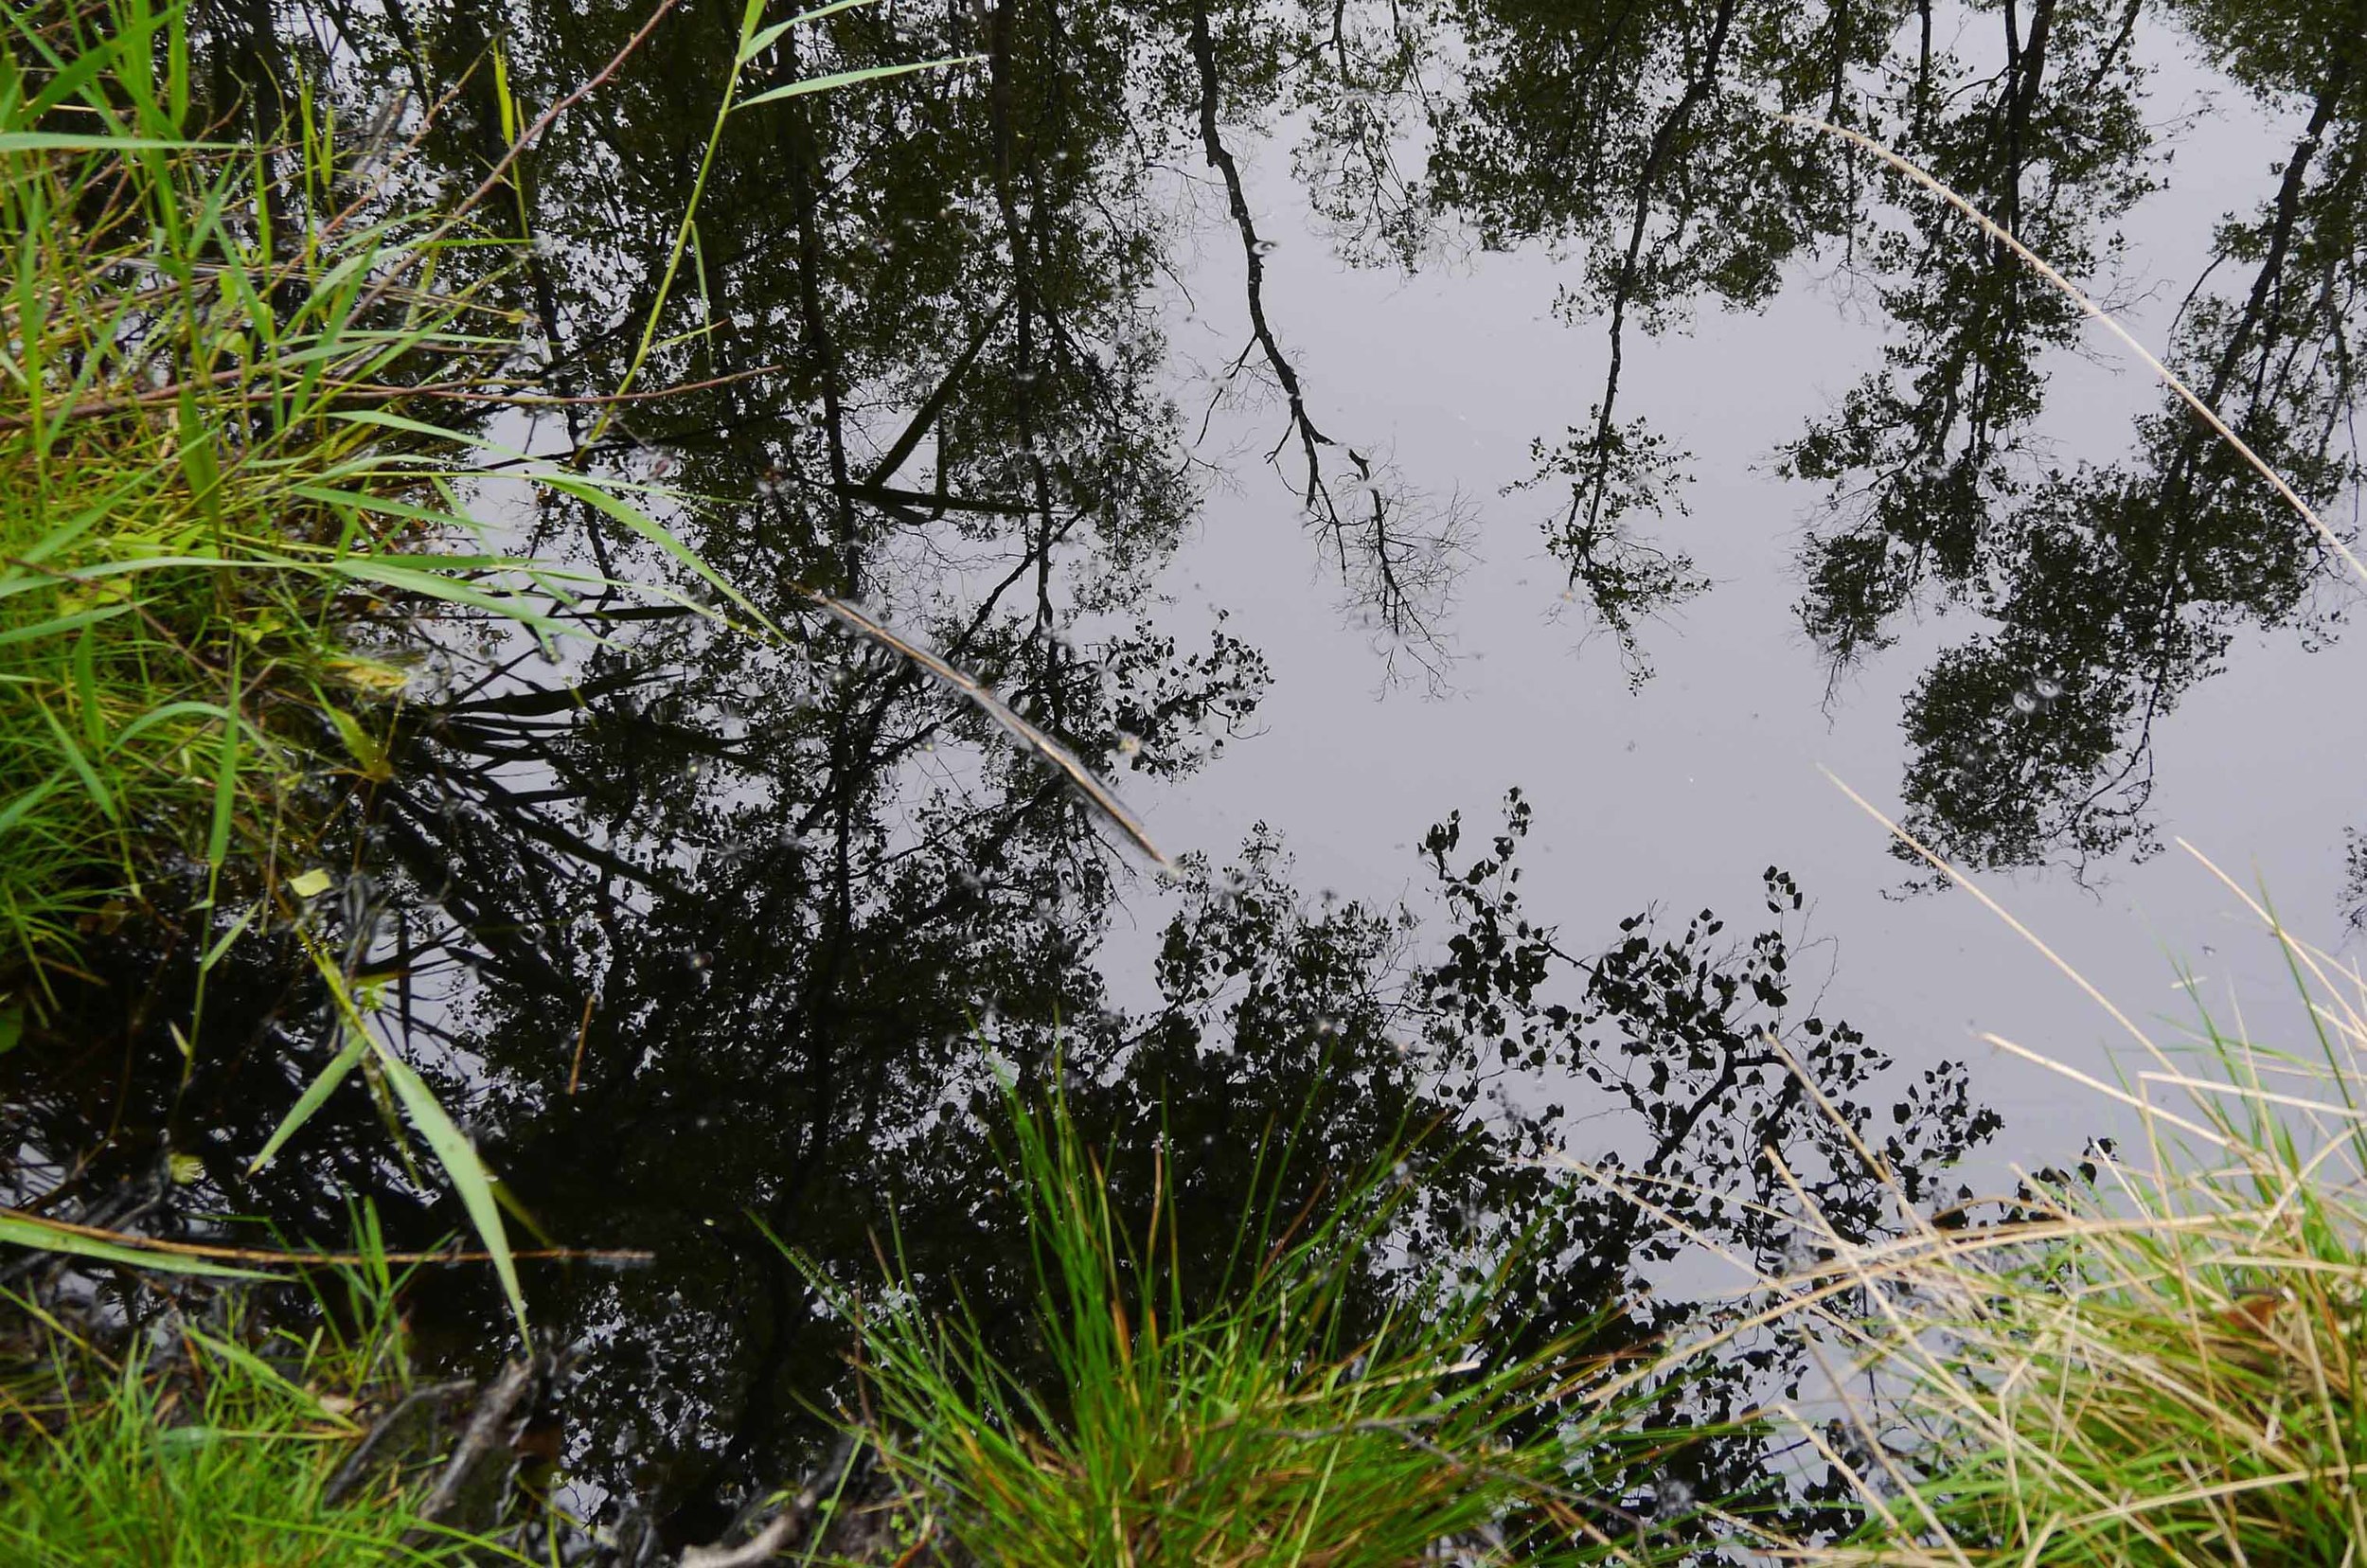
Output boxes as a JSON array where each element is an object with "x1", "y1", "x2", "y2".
[
  {"x1": 49, "y1": 0, "x2": 2367, "y2": 1544},
  {"x1": 1424, "y1": 0, "x2": 1870, "y2": 654},
  {"x1": 1781, "y1": 0, "x2": 2364, "y2": 875}
]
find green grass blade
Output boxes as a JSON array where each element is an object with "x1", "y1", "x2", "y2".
[
  {"x1": 0, "y1": 1211, "x2": 272, "y2": 1280},
  {"x1": 735, "y1": 56, "x2": 979, "y2": 110},
  {"x1": 0, "y1": 778, "x2": 62, "y2": 842},
  {"x1": 32, "y1": 701, "x2": 115, "y2": 821},
  {"x1": 248, "y1": 1031, "x2": 367, "y2": 1174},
  {"x1": 206, "y1": 676, "x2": 240, "y2": 872},
  {"x1": 367, "y1": 1042, "x2": 528, "y2": 1343},
  {"x1": 738, "y1": 0, "x2": 880, "y2": 65},
  {"x1": 0, "y1": 605, "x2": 131, "y2": 648},
  {"x1": 321, "y1": 558, "x2": 578, "y2": 632},
  {"x1": 0, "y1": 132, "x2": 217, "y2": 151},
  {"x1": 542, "y1": 475, "x2": 778, "y2": 633}
]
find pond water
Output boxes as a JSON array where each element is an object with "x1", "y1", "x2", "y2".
[{"x1": 9, "y1": 0, "x2": 2364, "y2": 1548}]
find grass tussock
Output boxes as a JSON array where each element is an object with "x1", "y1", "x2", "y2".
[
  {"x1": 792, "y1": 1088, "x2": 1694, "y2": 1565},
  {"x1": 0, "y1": 0, "x2": 648, "y2": 979},
  {"x1": 0, "y1": 1228, "x2": 515, "y2": 1566},
  {"x1": 1753, "y1": 852, "x2": 2367, "y2": 1566}
]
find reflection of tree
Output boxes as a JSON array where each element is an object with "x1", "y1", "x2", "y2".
[
  {"x1": 1188, "y1": 0, "x2": 1470, "y2": 681},
  {"x1": 1416, "y1": 0, "x2": 1875, "y2": 671},
  {"x1": 48, "y1": 0, "x2": 2367, "y2": 1542},
  {"x1": 1786, "y1": 0, "x2": 2159, "y2": 680},
  {"x1": 179, "y1": 0, "x2": 2363, "y2": 867},
  {"x1": 1785, "y1": 0, "x2": 2364, "y2": 873}
]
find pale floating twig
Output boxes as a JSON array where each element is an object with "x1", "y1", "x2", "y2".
[
  {"x1": 1776, "y1": 113, "x2": 2367, "y2": 594},
  {"x1": 803, "y1": 591, "x2": 1176, "y2": 875}
]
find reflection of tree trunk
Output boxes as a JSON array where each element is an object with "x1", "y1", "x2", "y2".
[
  {"x1": 2164, "y1": 45, "x2": 2354, "y2": 503},
  {"x1": 1573, "y1": 0, "x2": 1738, "y2": 545},
  {"x1": 860, "y1": 297, "x2": 1011, "y2": 489},
  {"x1": 2207, "y1": 61, "x2": 2352, "y2": 413},
  {"x1": 983, "y1": 0, "x2": 1073, "y2": 717},
  {"x1": 1914, "y1": 0, "x2": 1933, "y2": 139},
  {"x1": 1188, "y1": 0, "x2": 1344, "y2": 504},
  {"x1": 2084, "y1": 0, "x2": 2144, "y2": 101},
  {"x1": 1996, "y1": 0, "x2": 2056, "y2": 246},
  {"x1": 2067, "y1": 17, "x2": 2358, "y2": 862},
  {"x1": 779, "y1": 30, "x2": 860, "y2": 597}
]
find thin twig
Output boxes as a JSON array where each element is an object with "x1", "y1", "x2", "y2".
[
  {"x1": 0, "y1": 1209, "x2": 650, "y2": 1268},
  {"x1": 566, "y1": 989, "x2": 596, "y2": 1096}
]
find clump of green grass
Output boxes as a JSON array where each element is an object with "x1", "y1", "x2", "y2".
[
  {"x1": 0, "y1": 1227, "x2": 519, "y2": 1566},
  {"x1": 1760, "y1": 857, "x2": 2367, "y2": 1565},
  {"x1": 788, "y1": 1085, "x2": 1698, "y2": 1565},
  {"x1": 0, "y1": 0, "x2": 632, "y2": 980}
]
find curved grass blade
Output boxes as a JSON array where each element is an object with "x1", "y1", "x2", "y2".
[
  {"x1": 543, "y1": 474, "x2": 775, "y2": 632},
  {"x1": 739, "y1": 0, "x2": 877, "y2": 63},
  {"x1": 248, "y1": 1030, "x2": 367, "y2": 1174},
  {"x1": 0, "y1": 1210, "x2": 273, "y2": 1280},
  {"x1": 736, "y1": 56, "x2": 980, "y2": 111},
  {"x1": 0, "y1": 132, "x2": 217, "y2": 151},
  {"x1": 369, "y1": 1042, "x2": 528, "y2": 1343}
]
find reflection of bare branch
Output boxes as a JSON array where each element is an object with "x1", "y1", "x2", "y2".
[
  {"x1": 1189, "y1": 0, "x2": 1338, "y2": 500},
  {"x1": 1526, "y1": 414, "x2": 1705, "y2": 687},
  {"x1": 1186, "y1": 0, "x2": 1461, "y2": 674},
  {"x1": 1323, "y1": 466, "x2": 1476, "y2": 684}
]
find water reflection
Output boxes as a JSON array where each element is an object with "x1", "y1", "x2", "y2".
[{"x1": 8, "y1": 0, "x2": 2364, "y2": 1546}]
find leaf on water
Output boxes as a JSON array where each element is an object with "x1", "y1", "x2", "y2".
[
  {"x1": 287, "y1": 867, "x2": 334, "y2": 900},
  {"x1": 325, "y1": 705, "x2": 392, "y2": 780},
  {"x1": 804, "y1": 593, "x2": 1174, "y2": 874},
  {"x1": 323, "y1": 656, "x2": 412, "y2": 698}
]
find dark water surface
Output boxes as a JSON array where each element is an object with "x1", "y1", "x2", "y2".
[{"x1": 10, "y1": 0, "x2": 2364, "y2": 1547}]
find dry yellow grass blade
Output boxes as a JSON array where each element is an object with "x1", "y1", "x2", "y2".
[
  {"x1": 1820, "y1": 768, "x2": 2179, "y2": 1083},
  {"x1": 1777, "y1": 114, "x2": 2367, "y2": 595}
]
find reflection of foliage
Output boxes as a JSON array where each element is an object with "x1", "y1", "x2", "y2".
[
  {"x1": 1418, "y1": 0, "x2": 1874, "y2": 673},
  {"x1": 8, "y1": 776, "x2": 2002, "y2": 1549},
  {"x1": 2345, "y1": 828, "x2": 2367, "y2": 932},
  {"x1": 1523, "y1": 413, "x2": 1707, "y2": 685},
  {"x1": 1786, "y1": 0, "x2": 2161, "y2": 657},
  {"x1": 1781, "y1": 0, "x2": 2365, "y2": 873},
  {"x1": 1414, "y1": 793, "x2": 1999, "y2": 1289},
  {"x1": 39, "y1": 0, "x2": 2367, "y2": 1544}
]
